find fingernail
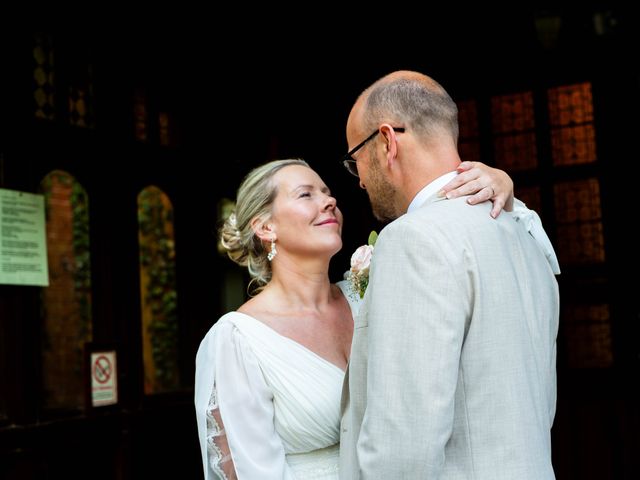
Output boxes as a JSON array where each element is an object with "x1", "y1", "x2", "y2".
[
  {"x1": 437, "y1": 189, "x2": 446, "y2": 198},
  {"x1": 446, "y1": 192, "x2": 454, "y2": 199}
]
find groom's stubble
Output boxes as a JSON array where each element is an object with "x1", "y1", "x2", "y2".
[{"x1": 366, "y1": 149, "x2": 402, "y2": 222}]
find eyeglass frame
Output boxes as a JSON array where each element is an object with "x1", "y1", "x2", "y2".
[{"x1": 341, "y1": 127, "x2": 405, "y2": 177}]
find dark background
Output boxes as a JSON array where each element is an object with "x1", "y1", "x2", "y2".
[{"x1": 1, "y1": 5, "x2": 639, "y2": 478}]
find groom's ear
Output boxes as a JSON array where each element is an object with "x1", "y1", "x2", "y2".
[
  {"x1": 251, "y1": 216, "x2": 275, "y2": 243},
  {"x1": 379, "y1": 123, "x2": 399, "y2": 171}
]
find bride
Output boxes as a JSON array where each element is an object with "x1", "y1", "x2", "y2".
[{"x1": 194, "y1": 158, "x2": 529, "y2": 479}]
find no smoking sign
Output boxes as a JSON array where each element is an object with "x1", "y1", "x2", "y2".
[{"x1": 90, "y1": 350, "x2": 118, "y2": 407}]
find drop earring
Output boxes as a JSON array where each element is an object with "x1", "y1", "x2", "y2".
[{"x1": 267, "y1": 239, "x2": 277, "y2": 261}]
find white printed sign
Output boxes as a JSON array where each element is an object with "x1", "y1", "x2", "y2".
[
  {"x1": 91, "y1": 351, "x2": 118, "y2": 407},
  {"x1": 0, "y1": 188, "x2": 49, "y2": 286}
]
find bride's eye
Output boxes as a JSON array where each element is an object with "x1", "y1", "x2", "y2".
[{"x1": 299, "y1": 192, "x2": 311, "y2": 198}]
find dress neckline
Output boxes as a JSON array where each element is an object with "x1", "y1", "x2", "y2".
[{"x1": 231, "y1": 310, "x2": 347, "y2": 374}]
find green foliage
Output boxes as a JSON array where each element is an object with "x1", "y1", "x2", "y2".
[
  {"x1": 70, "y1": 180, "x2": 92, "y2": 354},
  {"x1": 138, "y1": 188, "x2": 180, "y2": 392},
  {"x1": 40, "y1": 171, "x2": 93, "y2": 378},
  {"x1": 368, "y1": 230, "x2": 378, "y2": 246}
]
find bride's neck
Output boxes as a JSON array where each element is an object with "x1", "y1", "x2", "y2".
[{"x1": 266, "y1": 258, "x2": 333, "y2": 311}]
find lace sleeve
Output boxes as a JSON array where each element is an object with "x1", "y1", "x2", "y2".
[{"x1": 206, "y1": 386, "x2": 237, "y2": 480}]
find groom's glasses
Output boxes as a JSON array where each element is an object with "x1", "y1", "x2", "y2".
[{"x1": 341, "y1": 127, "x2": 405, "y2": 177}]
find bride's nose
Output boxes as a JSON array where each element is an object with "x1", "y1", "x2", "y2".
[{"x1": 323, "y1": 195, "x2": 337, "y2": 210}]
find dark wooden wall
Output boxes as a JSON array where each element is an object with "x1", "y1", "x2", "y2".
[{"x1": 1, "y1": 7, "x2": 639, "y2": 478}]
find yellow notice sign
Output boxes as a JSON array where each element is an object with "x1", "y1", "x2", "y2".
[{"x1": 0, "y1": 188, "x2": 49, "y2": 286}]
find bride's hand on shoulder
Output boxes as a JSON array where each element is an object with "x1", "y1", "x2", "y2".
[{"x1": 439, "y1": 161, "x2": 514, "y2": 218}]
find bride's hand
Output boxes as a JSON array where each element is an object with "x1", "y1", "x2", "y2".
[{"x1": 439, "y1": 161, "x2": 514, "y2": 218}]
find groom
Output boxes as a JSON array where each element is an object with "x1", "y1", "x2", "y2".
[{"x1": 339, "y1": 71, "x2": 559, "y2": 479}]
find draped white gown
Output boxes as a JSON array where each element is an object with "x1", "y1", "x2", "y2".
[
  {"x1": 194, "y1": 200, "x2": 559, "y2": 479},
  {"x1": 195, "y1": 281, "x2": 359, "y2": 479}
]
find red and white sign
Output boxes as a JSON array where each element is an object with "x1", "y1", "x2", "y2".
[{"x1": 91, "y1": 351, "x2": 118, "y2": 407}]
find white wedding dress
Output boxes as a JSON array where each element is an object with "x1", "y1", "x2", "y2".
[
  {"x1": 194, "y1": 199, "x2": 560, "y2": 479},
  {"x1": 195, "y1": 281, "x2": 359, "y2": 479}
]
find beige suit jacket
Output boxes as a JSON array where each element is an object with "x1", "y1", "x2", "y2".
[{"x1": 340, "y1": 194, "x2": 559, "y2": 479}]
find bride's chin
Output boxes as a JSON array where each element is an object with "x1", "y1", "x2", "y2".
[
  {"x1": 328, "y1": 243, "x2": 343, "y2": 259},
  {"x1": 314, "y1": 243, "x2": 342, "y2": 261}
]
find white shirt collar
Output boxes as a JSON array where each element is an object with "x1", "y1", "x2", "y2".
[{"x1": 406, "y1": 171, "x2": 458, "y2": 213}]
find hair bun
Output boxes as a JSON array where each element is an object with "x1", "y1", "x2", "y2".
[
  {"x1": 220, "y1": 210, "x2": 247, "y2": 266},
  {"x1": 227, "y1": 212, "x2": 238, "y2": 229}
]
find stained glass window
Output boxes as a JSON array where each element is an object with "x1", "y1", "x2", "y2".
[
  {"x1": 33, "y1": 33, "x2": 56, "y2": 121},
  {"x1": 515, "y1": 185, "x2": 542, "y2": 219},
  {"x1": 554, "y1": 178, "x2": 605, "y2": 264},
  {"x1": 548, "y1": 83, "x2": 597, "y2": 166},
  {"x1": 491, "y1": 91, "x2": 537, "y2": 171},
  {"x1": 133, "y1": 89, "x2": 148, "y2": 142},
  {"x1": 158, "y1": 112, "x2": 178, "y2": 147},
  {"x1": 564, "y1": 303, "x2": 613, "y2": 368},
  {"x1": 457, "y1": 99, "x2": 481, "y2": 163},
  {"x1": 158, "y1": 113, "x2": 170, "y2": 146},
  {"x1": 67, "y1": 48, "x2": 95, "y2": 128}
]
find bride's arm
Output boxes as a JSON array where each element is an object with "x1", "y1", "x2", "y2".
[
  {"x1": 440, "y1": 161, "x2": 560, "y2": 274},
  {"x1": 439, "y1": 161, "x2": 514, "y2": 217},
  {"x1": 195, "y1": 320, "x2": 294, "y2": 479}
]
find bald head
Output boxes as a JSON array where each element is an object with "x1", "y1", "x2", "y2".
[
  {"x1": 350, "y1": 70, "x2": 458, "y2": 145},
  {"x1": 375, "y1": 70, "x2": 445, "y2": 91}
]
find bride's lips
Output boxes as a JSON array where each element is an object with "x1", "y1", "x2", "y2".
[{"x1": 315, "y1": 218, "x2": 339, "y2": 226}]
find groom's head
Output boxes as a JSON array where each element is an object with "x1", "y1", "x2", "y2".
[{"x1": 345, "y1": 70, "x2": 462, "y2": 220}]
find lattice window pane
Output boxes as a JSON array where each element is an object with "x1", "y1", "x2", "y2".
[
  {"x1": 554, "y1": 178, "x2": 605, "y2": 264},
  {"x1": 457, "y1": 99, "x2": 481, "y2": 162},
  {"x1": 33, "y1": 33, "x2": 56, "y2": 121},
  {"x1": 458, "y1": 99, "x2": 479, "y2": 138},
  {"x1": 491, "y1": 92, "x2": 535, "y2": 133},
  {"x1": 548, "y1": 82, "x2": 594, "y2": 126},
  {"x1": 515, "y1": 185, "x2": 542, "y2": 218},
  {"x1": 491, "y1": 92, "x2": 537, "y2": 171},
  {"x1": 133, "y1": 89, "x2": 148, "y2": 142},
  {"x1": 68, "y1": 54, "x2": 95, "y2": 128},
  {"x1": 550, "y1": 125, "x2": 597, "y2": 166},
  {"x1": 138, "y1": 186, "x2": 180, "y2": 394},
  {"x1": 493, "y1": 133, "x2": 538, "y2": 170},
  {"x1": 548, "y1": 83, "x2": 596, "y2": 166},
  {"x1": 158, "y1": 112, "x2": 178, "y2": 147},
  {"x1": 564, "y1": 303, "x2": 613, "y2": 368},
  {"x1": 458, "y1": 142, "x2": 481, "y2": 162},
  {"x1": 158, "y1": 113, "x2": 170, "y2": 146},
  {"x1": 69, "y1": 86, "x2": 94, "y2": 128},
  {"x1": 39, "y1": 170, "x2": 93, "y2": 410}
]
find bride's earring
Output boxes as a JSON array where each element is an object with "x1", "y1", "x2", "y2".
[{"x1": 267, "y1": 239, "x2": 277, "y2": 261}]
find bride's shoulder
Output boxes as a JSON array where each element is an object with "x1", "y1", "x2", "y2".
[{"x1": 202, "y1": 312, "x2": 243, "y2": 338}]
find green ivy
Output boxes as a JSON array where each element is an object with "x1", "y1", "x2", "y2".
[
  {"x1": 40, "y1": 171, "x2": 93, "y2": 377},
  {"x1": 138, "y1": 188, "x2": 179, "y2": 392}
]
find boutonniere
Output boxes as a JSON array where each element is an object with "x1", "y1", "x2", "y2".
[{"x1": 348, "y1": 231, "x2": 377, "y2": 299}]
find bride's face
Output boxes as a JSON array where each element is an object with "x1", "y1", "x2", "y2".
[{"x1": 268, "y1": 165, "x2": 343, "y2": 260}]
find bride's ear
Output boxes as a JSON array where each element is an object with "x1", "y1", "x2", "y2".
[{"x1": 251, "y1": 216, "x2": 275, "y2": 243}]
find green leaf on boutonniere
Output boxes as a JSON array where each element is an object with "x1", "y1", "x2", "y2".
[{"x1": 368, "y1": 230, "x2": 378, "y2": 247}]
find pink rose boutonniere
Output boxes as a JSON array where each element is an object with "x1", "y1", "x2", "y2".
[{"x1": 348, "y1": 231, "x2": 378, "y2": 299}]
